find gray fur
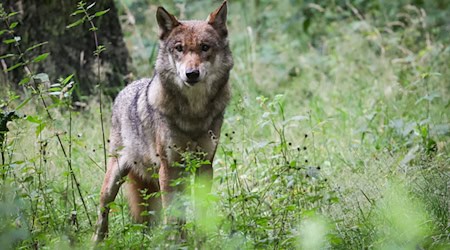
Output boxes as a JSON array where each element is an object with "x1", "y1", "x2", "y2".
[{"x1": 94, "y1": 1, "x2": 233, "y2": 242}]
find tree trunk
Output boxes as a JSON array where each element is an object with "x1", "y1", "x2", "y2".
[{"x1": 0, "y1": 0, "x2": 131, "y2": 99}]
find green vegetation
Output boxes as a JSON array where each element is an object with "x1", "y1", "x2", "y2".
[{"x1": 1, "y1": 0, "x2": 449, "y2": 249}]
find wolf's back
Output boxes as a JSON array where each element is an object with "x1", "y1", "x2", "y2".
[{"x1": 109, "y1": 78, "x2": 154, "y2": 153}]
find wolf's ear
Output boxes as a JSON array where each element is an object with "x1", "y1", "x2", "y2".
[
  {"x1": 207, "y1": 1, "x2": 228, "y2": 37},
  {"x1": 156, "y1": 7, "x2": 180, "y2": 40}
]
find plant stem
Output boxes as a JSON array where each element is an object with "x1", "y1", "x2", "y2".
[{"x1": 81, "y1": 5, "x2": 108, "y2": 171}]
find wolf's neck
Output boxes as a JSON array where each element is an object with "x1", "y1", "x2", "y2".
[{"x1": 147, "y1": 76, "x2": 210, "y2": 117}]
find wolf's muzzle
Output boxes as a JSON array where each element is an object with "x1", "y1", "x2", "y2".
[{"x1": 186, "y1": 69, "x2": 200, "y2": 84}]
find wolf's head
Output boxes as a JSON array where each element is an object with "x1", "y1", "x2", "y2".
[{"x1": 155, "y1": 1, "x2": 233, "y2": 93}]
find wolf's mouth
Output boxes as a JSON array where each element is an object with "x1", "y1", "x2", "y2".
[{"x1": 184, "y1": 79, "x2": 200, "y2": 87}]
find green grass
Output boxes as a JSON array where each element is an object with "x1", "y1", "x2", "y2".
[{"x1": 1, "y1": 0, "x2": 449, "y2": 249}]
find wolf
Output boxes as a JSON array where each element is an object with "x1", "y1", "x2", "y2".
[{"x1": 93, "y1": 1, "x2": 233, "y2": 242}]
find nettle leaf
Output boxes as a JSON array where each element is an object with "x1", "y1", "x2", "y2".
[
  {"x1": 3, "y1": 36, "x2": 21, "y2": 44},
  {"x1": 24, "y1": 116, "x2": 46, "y2": 136},
  {"x1": 49, "y1": 83, "x2": 61, "y2": 89},
  {"x1": 3, "y1": 38, "x2": 16, "y2": 44},
  {"x1": 25, "y1": 115, "x2": 42, "y2": 124},
  {"x1": 48, "y1": 91, "x2": 61, "y2": 96},
  {"x1": 95, "y1": 9, "x2": 109, "y2": 17},
  {"x1": 66, "y1": 17, "x2": 85, "y2": 29},
  {"x1": 0, "y1": 53, "x2": 16, "y2": 59},
  {"x1": 33, "y1": 53, "x2": 49, "y2": 63},
  {"x1": 71, "y1": 9, "x2": 85, "y2": 16},
  {"x1": 25, "y1": 42, "x2": 48, "y2": 53},
  {"x1": 77, "y1": 1, "x2": 86, "y2": 8},
  {"x1": 61, "y1": 74, "x2": 74, "y2": 86},
  {"x1": 94, "y1": 45, "x2": 106, "y2": 55},
  {"x1": 9, "y1": 21, "x2": 18, "y2": 29},
  {"x1": 6, "y1": 62, "x2": 23, "y2": 72},
  {"x1": 18, "y1": 76, "x2": 30, "y2": 86},
  {"x1": 0, "y1": 29, "x2": 8, "y2": 35},
  {"x1": 86, "y1": 3, "x2": 96, "y2": 10},
  {"x1": 35, "y1": 122, "x2": 47, "y2": 137},
  {"x1": 7, "y1": 12, "x2": 18, "y2": 18}
]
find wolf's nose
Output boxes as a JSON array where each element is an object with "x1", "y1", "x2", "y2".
[{"x1": 186, "y1": 69, "x2": 200, "y2": 83}]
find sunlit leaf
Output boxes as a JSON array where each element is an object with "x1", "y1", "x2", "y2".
[
  {"x1": 9, "y1": 21, "x2": 18, "y2": 29},
  {"x1": 3, "y1": 38, "x2": 16, "y2": 44},
  {"x1": 32, "y1": 53, "x2": 49, "y2": 63},
  {"x1": 7, "y1": 12, "x2": 18, "y2": 18},
  {"x1": 61, "y1": 74, "x2": 74, "y2": 86},
  {"x1": 66, "y1": 17, "x2": 85, "y2": 29},
  {"x1": 35, "y1": 122, "x2": 46, "y2": 137},
  {"x1": 71, "y1": 9, "x2": 84, "y2": 16},
  {"x1": 86, "y1": 2, "x2": 96, "y2": 10},
  {"x1": 18, "y1": 76, "x2": 30, "y2": 86},
  {"x1": 25, "y1": 115, "x2": 42, "y2": 124},
  {"x1": 95, "y1": 9, "x2": 109, "y2": 17}
]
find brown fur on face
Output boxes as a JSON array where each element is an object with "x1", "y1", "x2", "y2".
[{"x1": 156, "y1": 2, "x2": 231, "y2": 88}]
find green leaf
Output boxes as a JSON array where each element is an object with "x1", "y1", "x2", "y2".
[
  {"x1": 5, "y1": 62, "x2": 23, "y2": 72},
  {"x1": 25, "y1": 42, "x2": 48, "y2": 53},
  {"x1": 9, "y1": 21, "x2": 18, "y2": 29},
  {"x1": 61, "y1": 74, "x2": 74, "y2": 86},
  {"x1": 3, "y1": 36, "x2": 21, "y2": 44},
  {"x1": 48, "y1": 91, "x2": 61, "y2": 96},
  {"x1": 3, "y1": 38, "x2": 16, "y2": 44},
  {"x1": 0, "y1": 29, "x2": 8, "y2": 35},
  {"x1": 289, "y1": 160, "x2": 297, "y2": 168},
  {"x1": 23, "y1": 176, "x2": 34, "y2": 183},
  {"x1": 71, "y1": 9, "x2": 85, "y2": 16},
  {"x1": 66, "y1": 17, "x2": 85, "y2": 29},
  {"x1": 7, "y1": 12, "x2": 18, "y2": 18},
  {"x1": 26, "y1": 115, "x2": 42, "y2": 124},
  {"x1": 35, "y1": 122, "x2": 46, "y2": 137},
  {"x1": 18, "y1": 76, "x2": 30, "y2": 86},
  {"x1": 86, "y1": 3, "x2": 96, "y2": 10},
  {"x1": 77, "y1": 1, "x2": 86, "y2": 8},
  {"x1": 49, "y1": 83, "x2": 61, "y2": 88},
  {"x1": 95, "y1": 9, "x2": 109, "y2": 17},
  {"x1": 0, "y1": 53, "x2": 16, "y2": 59},
  {"x1": 32, "y1": 53, "x2": 49, "y2": 63}
]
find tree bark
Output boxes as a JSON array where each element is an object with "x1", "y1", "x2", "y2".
[{"x1": 0, "y1": 0, "x2": 131, "y2": 99}]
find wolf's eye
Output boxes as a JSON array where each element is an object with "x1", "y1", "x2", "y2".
[
  {"x1": 201, "y1": 44, "x2": 210, "y2": 52},
  {"x1": 175, "y1": 44, "x2": 183, "y2": 52}
]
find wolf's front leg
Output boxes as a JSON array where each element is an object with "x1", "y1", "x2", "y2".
[
  {"x1": 158, "y1": 157, "x2": 182, "y2": 225},
  {"x1": 195, "y1": 122, "x2": 222, "y2": 193},
  {"x1": 93, "y1": 157, "x2": 129, "y2": 242}
]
